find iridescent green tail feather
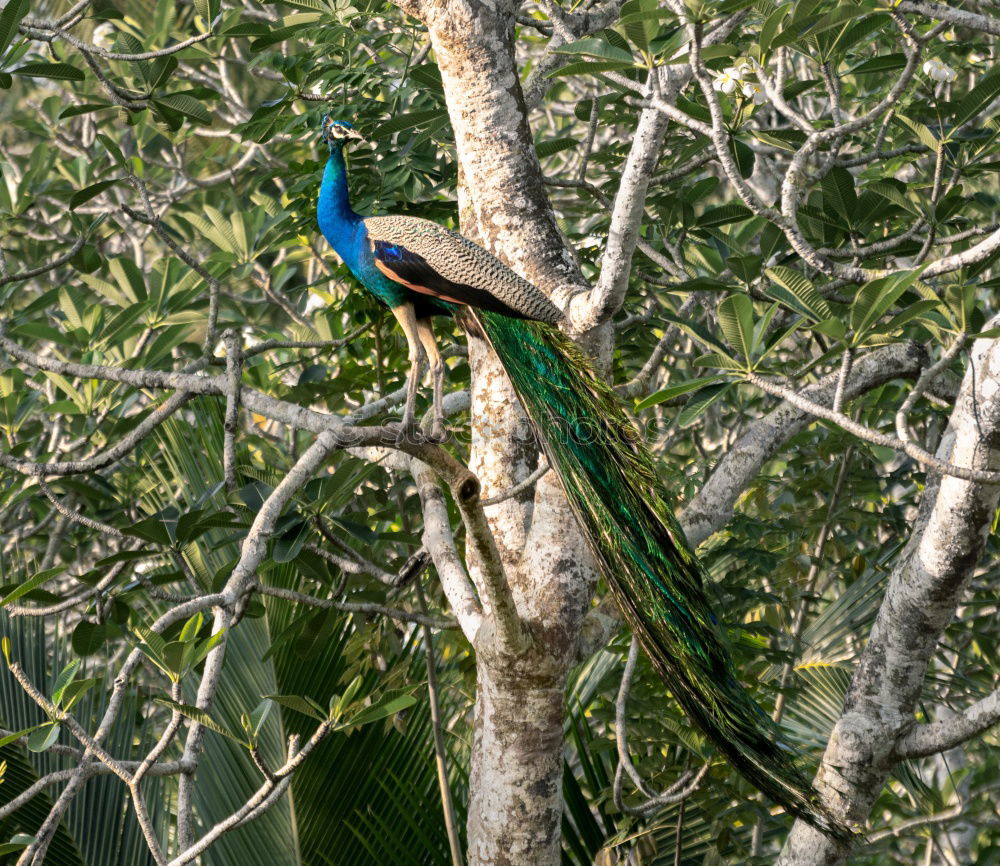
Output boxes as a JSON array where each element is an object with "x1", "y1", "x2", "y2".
[{"x1": 472, "y1": 308, "x2": 848, "y2": 839}]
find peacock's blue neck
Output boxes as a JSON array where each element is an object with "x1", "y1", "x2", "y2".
[{"x1": 317, "y1": 144, "x2": 361, "y2": 263}]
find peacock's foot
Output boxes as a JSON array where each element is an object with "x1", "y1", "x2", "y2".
[
  {"x1": 424, "y1": 419, "x2": 448, "y2": 444},
  {"x1": 386, "y1": 419, "x2": 420, "y2": 445}
]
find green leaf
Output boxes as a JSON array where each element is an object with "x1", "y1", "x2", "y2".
[
  {"x1": 347, "y1": 694, "x2": 417, "y2": 728},
  {"x1": 26, "y1": 723, "x2": 61, "y2": 753},
  {"x1": 658, "y1": 310, "x2": 730, "y2": 354},
  {"x1": 782, "y1": 78, "x2": 822, "y2": 101},
  {"x1": 732, "y1": 138, "x2": 754, "y2": 179},
  {"x1": 813, "y1": 317, "x2": 847, "y2": 340},
  {"x1": 552, "y1": 36, "x2": 634, "y2": 64},
  {"x1": 186, "y1": 629, "x2": 225, "y2": 669},
  {"x1": 546, "y1": 59, "x2": 636, "y2": 78},
  {"x1": 535, "y1": 137, "x2": 578, "y2": 158},
  {"x1": 0, "y1": 725, "x2": 45, "y2": 750},
  {"x1": 273, "y1": 520, "x2": 308, "y2": 563},
  {"x1": 717, "y1": 294, "x2": 755, "y2": 361},
  {"x1": 764, "y1": 266, "x2": 832, "y2": 322},
  {"x1": 249, "y1": 23, "x2": 311, "y2": 52},
  {"x1": 123, "y1": 515, "x2": 174, "y2": 546},
  {"x1": 12, "y1": 62, "x2": 84, "y2": 81},
  {"x1": 161, "y1": 641, "x2": 187, "y2": 675},
  {"x1": 179, "y1": 612, "x2": 204, "y2": 643},
  {"x1": 635, "y1": 375, "x2": 727, "y2": 410},
  {"x1": 223, "y1": 20, "x2": 271, "y2": 36},
  {"x1": 332, "y1": 675, "x2": 365, "y2": 719},
  {"x1": 952, "y1": 66, "x2": 1000, "y2": 131},
  {"x1": 194, "y1": 0, "x2": 221, "y2": 22},
  {"x1": 752, "y1": 128, "x2": 807, "y2": 152},
  {"x1": 70, "y1": 180, "x2": 118, "y2": 210},
  {"x1": 245, "y1": 699, "x2": 274, "y2": 741},
  {"x1": 59, "y1": 678, "x2": 97, "y2": 712},
  {"x1": 895, "y1": 114, "x2": 940, "y2": 153},
  {"x1": 850, "y1": 269, "x2": 924, "y2": 338},
  {"x1": 130, "y1": 620, "x2": 169, "y2": 661},
  {"x1": 51, "y1": 659, "x2": 81, "y2": 706},
  {"x1": 727, "y1": 254, "x2": 762, "y2": 285},
  {"x1": 877, "y1": 299, "x2": 941, "y2": 334},
  {"x1": 0, "y1": 0, "x2": 29, "y2": 59},
  {"x1": 153, "y1": 93, "x2": 211, "y2": 124},
  {"x1": 266, "y1": 693, "x2": 327, "y2": 721},
  {"x1": 0, "y1": 567, "x2": 64, "y2": 608},
  {"x1": 697, "y1": 203, "x2": 752, "y2": 228},
  {"x1": 96, "y1": 133, "x2": 126, "y2": 167},
  {"x1": 821, "y1": 166, "x2": 857, "y2": 224},
  {"x1": 866, "y1": 180, "x2": 919, "y2": 215},
  {"x1": 759, "y1": 3, "x2": 791, "y2": 55},
  {"x1": 371, "y1": 109, "x2": 448, "y2": 139},
  {"x1": 772, "y1": 5, "x2": 869, "y2": 51},
  {"x1": 692, "y1": 352, "x2": 749, "y2": 371},
  {"x1": 143, "y1": 55, "x2": 178, "y2": 91},
  {"x1": 0, "y1": 841, "x2": 32, "y2": 857},
  {"x1": 822, "y1": 13, "x2": 890, "y2": 60},
  {"x1": 849, "y1": 53, "x2": 906, "y2": 75},
  {"x1": 677, "y1": 383, "x2": 732, "y2": 426},
  {"x1": 154, "y1": 699, "x2": 249, "y2": 745},
  {"x1": 71, "y1": 620, "x2": 110, "y2": 656}
]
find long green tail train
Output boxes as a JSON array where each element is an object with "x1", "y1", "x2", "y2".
[{"x1": 471, "y1": 307, "x2": 848, "y2": 839}]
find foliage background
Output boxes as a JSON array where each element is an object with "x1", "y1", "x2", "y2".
[{"x1": 0, "y1": 0, "x2": 997, "y2": 863}]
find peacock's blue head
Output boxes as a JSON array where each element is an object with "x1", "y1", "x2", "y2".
[{"x1": 321, "y1": 116, "x2": 367, "y2": 149}]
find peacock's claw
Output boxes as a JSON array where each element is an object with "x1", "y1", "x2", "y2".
[
  {"x1": 385, "y1": 419, "x2": 420, "y2": 445},
  {"x1": 424, "y1": 420, "x2": 448, "y2": 444}
]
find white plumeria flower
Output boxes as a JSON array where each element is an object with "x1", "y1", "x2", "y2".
[
  {"x1": 713, "y1": 66, "x2": 742, "y2": 94},
  {"x1": 741, "y1": 82, "x2": 767, "y2": 105},
  {"x1": 923, "y1": 58, "x2": 957, "y2": 83}
]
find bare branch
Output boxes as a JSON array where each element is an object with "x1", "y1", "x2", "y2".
[
  {"x1": 416, "y1": 578, "x2": 465, "y2": 866},
  {"x1": 746, "y1": 367, "x2": 1000, "y2": 485},
  {"x1": 413, "y1": 459, "x2": 484, "y2": 641},
  {"x1": 613, "y1": 638, "x2": 709, "y2": 816},
  {"x1": 682, "y1": 342, "x2": 930, "y2": 546},
  {"x1": 223, "y1": 330, "x2": 241, "y2": 492},
  {"x1": 0, "y1": 390, "x2": 194, "y2": 476},
  {"x1": 256, "y1": 582, "x2": 457, "y2": 629},
  {"x1": 895, "y1": 690, "x2": 1000, "y2": 759},
  {"x1": 897, "y1": 0, "x2": 1000, "y2": 36},
  {"x1": 0, "y1": 236, "x2": 85, "y2": 287}
]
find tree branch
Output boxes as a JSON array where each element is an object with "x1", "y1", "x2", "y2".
[{"x1": 895, "y1": 690, "x2": 1000, "y2": 759}]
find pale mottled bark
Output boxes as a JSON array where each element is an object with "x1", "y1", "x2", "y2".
[
  {"x1": 565, "y1": 80, "x2": 669, "y2": 332},
  {"x1": 406, "y1": 4, "x2": 573, "y2": 863},
  {"x1": 411, "y1": 2, "x2": 602, "y2": 862},
  {"x1": 776, "y1": 329, "x2": 1000, "y2": 866},
  {"x1": 466, "y1": 663, "x2": 566, "y2": 866},
  {"x1": 422, "y1": 0, "x2": 587, "y2": 299}
]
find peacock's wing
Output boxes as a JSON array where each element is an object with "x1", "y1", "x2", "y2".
[{"x1": 363, "y1": 215, "x2": 564, "y2": 324}]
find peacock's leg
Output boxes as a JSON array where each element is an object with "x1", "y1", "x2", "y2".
[
  {"x1": 389, "y1": 302, "x2": 425, "y2": 437},
  {"x1": 416, "y1": 318, "x2": 446, "y2": 442}
]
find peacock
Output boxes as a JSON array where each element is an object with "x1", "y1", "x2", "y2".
[{"x1": 315, "y1": 116, "x2": 846, "y2": 838}]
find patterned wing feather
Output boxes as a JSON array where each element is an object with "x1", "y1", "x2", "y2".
[{"x1": 364, "y1": 215, "x2": 563, "y2": 324}]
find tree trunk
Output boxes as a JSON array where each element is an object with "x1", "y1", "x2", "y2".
[
  {"x1": 406, "y1": 3, "x2": 598, "y2": 862},
  {"x1": 466, "y1": 663, "x2": 567, "y2": 866}
]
